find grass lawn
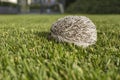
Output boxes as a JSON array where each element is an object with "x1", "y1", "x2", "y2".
[{"x1": 0, "y1": 14, "x2": 120, "y2": 80}]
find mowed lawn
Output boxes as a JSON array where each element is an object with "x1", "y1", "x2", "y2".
[{"x1": 0, "y1": 14, "x2": 120, "y2": 80}]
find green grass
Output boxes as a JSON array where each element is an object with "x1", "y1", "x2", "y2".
[{"x1": 0, "y1": 14, "x2": 120, "y2": 80}]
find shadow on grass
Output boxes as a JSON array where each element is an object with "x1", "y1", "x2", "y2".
[
  {"x1": 34, "y1": 31, "x2": 84, "y2": 50},
  {"x1": 34, "y1": 31, "x2": 50, "y2": 40},
  {"x1": 34, "y1": 31, "x2": 67, "y2": 43},
  {"x1": 34, "y1": 31, "x2": 59, "y2": 43}
]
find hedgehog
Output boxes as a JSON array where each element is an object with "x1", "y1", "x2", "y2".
[{"x1": 49, "y1": 16, "x2": 97, "y2": 47}]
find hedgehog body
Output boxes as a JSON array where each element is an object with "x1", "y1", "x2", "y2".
[{"x1": 50, "y1": 16, "x2": 97, "y2": 47}]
